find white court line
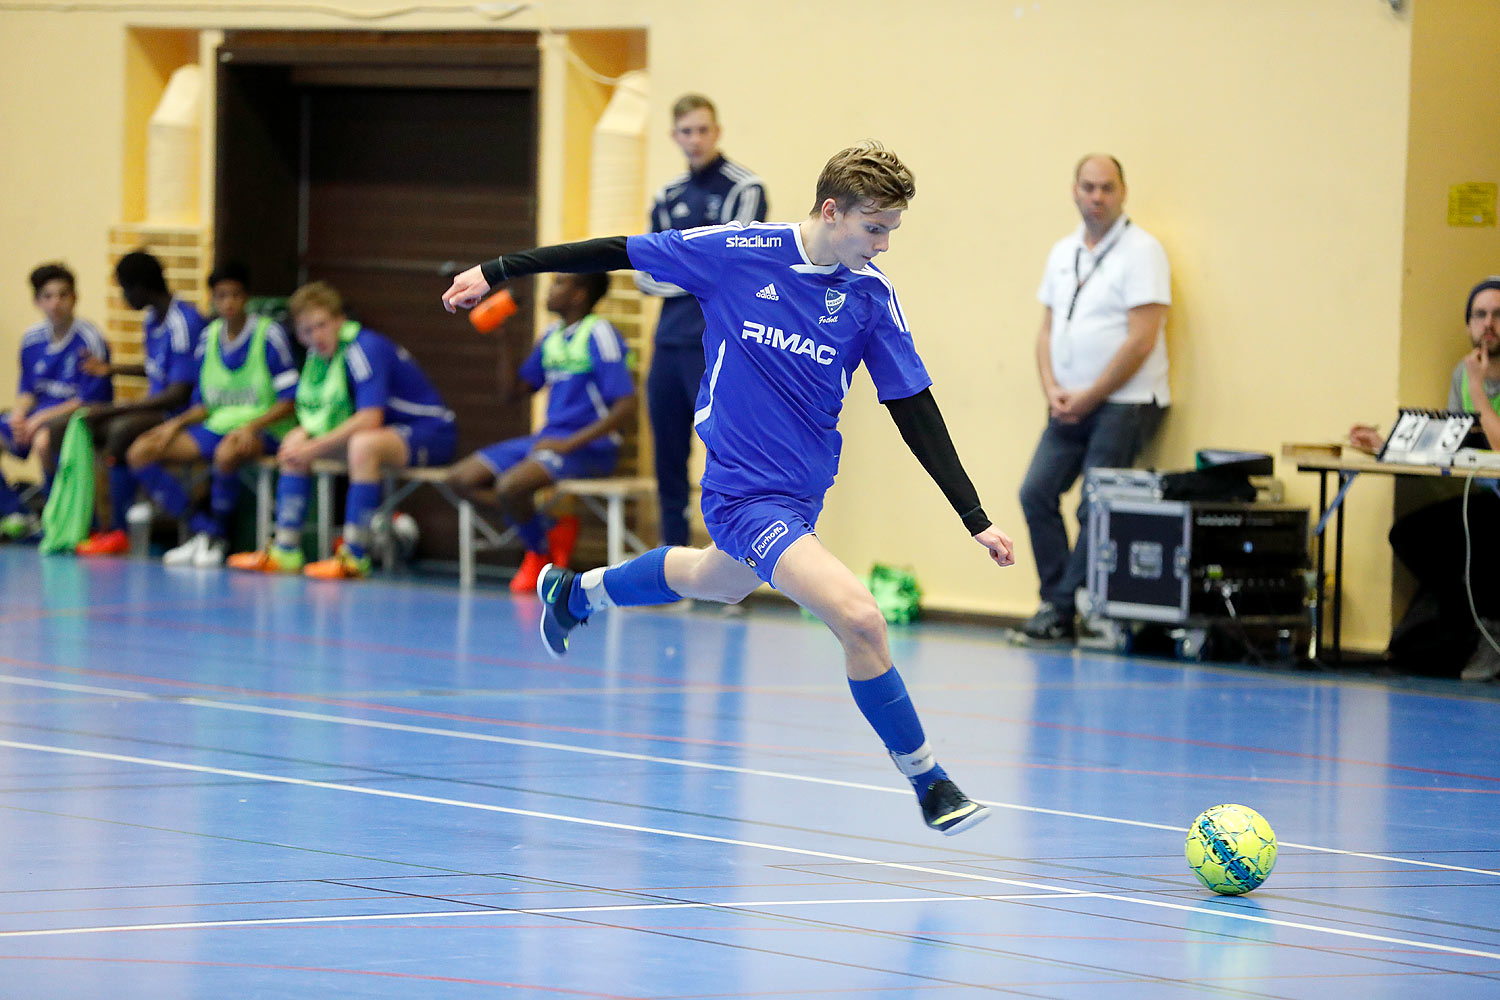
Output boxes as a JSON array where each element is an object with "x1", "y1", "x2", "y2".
[
  {"x1": 0, "y1": 892, "x2": 1108, "y2": 939},
  {"x1": 3, "y1": 673, "x2": 1498, "y2": 880},
  {"x1": 3, "y1": 737, "x2": 1500, "y2": 962}
]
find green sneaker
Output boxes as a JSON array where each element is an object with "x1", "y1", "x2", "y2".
[
  {"x1": 1, "y1": 512, "x2": 40, "y2": 540},
  {"x1": 227, "y1": 544, "x2": 305, "y2": 573}
]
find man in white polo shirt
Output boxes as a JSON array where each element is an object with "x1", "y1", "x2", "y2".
[{"x1": 1018, "y1": 154, "x2": 1172, "y2": 642}]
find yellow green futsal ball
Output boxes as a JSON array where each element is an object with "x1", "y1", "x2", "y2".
[{"x1": 1184, "y1": 803, "x2": 1278, "y2": 895}]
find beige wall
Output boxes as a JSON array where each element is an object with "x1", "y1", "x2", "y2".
[
  {"x1": 1400, "y1": 0, "x2": 1500, "y2": 407},
  {"x1": 0, "y1": 1, "x2": 1442, "y2": 651}
]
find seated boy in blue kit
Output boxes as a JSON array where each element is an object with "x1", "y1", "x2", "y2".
[
  {"x1": 124, "y1": 263, "x2": 297, "y2": 567},
  {"x1": 1, "y1": 263, "x2": 113, "y2": 538},
  {"x1": 76, "y1": 250, "x2": 205, "y2": 555},
  {"x1": 445, "y1": 272, "x2": 637, "y2": 593},
  {"x1": 229, "y1": 280, "x2": 456, "y2": 579}
]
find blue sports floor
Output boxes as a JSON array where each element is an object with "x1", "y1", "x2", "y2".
[{"x1": 1, "y1": 545, "x2": 1497, "y2": 998}]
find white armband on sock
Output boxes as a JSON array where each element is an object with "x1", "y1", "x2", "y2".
[{"x1": 889, "y1": 741, "x2": 935, "y2": 778}]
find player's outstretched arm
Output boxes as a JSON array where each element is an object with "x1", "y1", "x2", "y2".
[
  {"x1": 442, "y1": 236, "x2": 632, "y2": 313},
  {"x1": 884, "y1": 387, "x2": 1015, "y2": 567}
]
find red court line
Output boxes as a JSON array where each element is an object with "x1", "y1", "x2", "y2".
[
  {"x1": 933, "y1": 707, "x2": 1500, "y2": 786},
  {"x1": 0, "y1": 652, "x2": 864, "y2": 757},
  {"x1": 0, "y1": 597, "x2": 248, "y2": 627},
  {"x1": 0, "y1": 955, "x2": 645, "y2": 997},
  {"x1": 82, "y1": 610, "x2": 680, "y2": 686},
  {"x1": 6, "y1": 647, "x2": 1500, "y2": 789}
]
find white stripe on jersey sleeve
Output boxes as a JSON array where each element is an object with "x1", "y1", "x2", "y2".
[
  {"x1": 76, "y1": 320, "x2": 109, "y2": 357},
  {"x1": 857, "y1": 266, "x2": 910, "y2": 333},
  {"x1": 22, "y1": 323, "x2": 49, "y2": 348},
  {"x1": 633, "y1": 271, "x2": 689, "y2": 297},
  {"x1": 589, "y1": 320, "x2": 624, "y2": 363},
  {"x1": 273, "y1": 370, "x2": 299, "y2": 391},
  {"x1": 681, "y1": 222, "x2": 743, "y2": 241},
  {"x1": 167, "y1": 308, "x2": 192, "y2": 352},
  {"x1": 345, "y1": 343, "x2": 372, "y2": 381},
  {"x1": 262, "y1": 320, "x2": 295, "y2": 368}
]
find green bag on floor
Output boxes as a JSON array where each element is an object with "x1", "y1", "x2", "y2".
[
  {"x1": 865, "y1": 563, "x2": 923, "y2": 624},
  {"x1": 801, "y1": 563, "x2": 924, "y2": 625},
  {"x1": 39, "y1": 413, "x2": 96, "y2": 554}
]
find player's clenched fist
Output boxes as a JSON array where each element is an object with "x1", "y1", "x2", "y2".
[{"x1": 441, "y1": 265, "x2": 491, "y2": 313}]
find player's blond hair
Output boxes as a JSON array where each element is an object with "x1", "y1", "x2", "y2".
[
  {"x1": 810, "y1": 141, "x2": 915, "y2": 215},
  {"x1": 288, "y1": 280, "x2": 344, "y2": 319}
]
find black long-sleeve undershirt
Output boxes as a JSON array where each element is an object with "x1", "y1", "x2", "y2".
[
  {"x1": 480, "y1": 237, "x2": 631, "y2": 287},
  {"x1": 885, "y1": 389, "x2": 991, "y2": 535},
  {"x1": 477, "y1": 238, "x2": 990, "y2": 536}
]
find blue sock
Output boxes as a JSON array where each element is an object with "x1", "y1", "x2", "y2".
[
  {"x1": 208, "y1": 470, "x2": 239, "y2": 538},
  {"x1": 274, "y1": 472, "x2": 310, "y2": 549},
  {"x1": 512, "y1": 514, "x2": 548, "y2": 554},
  {"x1": 108, "y1": 463, "x2": 137, "y2": 531},
  {"x1": 568, "y1": 546, "x2": 681, "y2": 619},
  {"x1": 343, "y1": 481, "x2": 381, "y2": 559},
  {"x1": 0, "y1": 476, "x2": 22, "y2": 516},
  {"x1": 134, "y1": 463, "x2": 188, "y2": 518},
  {"x1": 848, "y1": 667, "x2": 948, "y2": 793}
]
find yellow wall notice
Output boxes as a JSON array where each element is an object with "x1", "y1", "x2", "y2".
[{"x1": 1447, "y1": 183, "x2": 1498, "y2": 228}]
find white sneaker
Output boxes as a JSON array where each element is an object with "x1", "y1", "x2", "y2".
[
  {"x1": 163, "y1": 532, "x2": 210, "y2": 566},
  {"x1": 194, "y1": 536, "x2": 227, "y2": 568},
  {"x1": 126, "y1": 501, "x2": 154, "y2": 526}
]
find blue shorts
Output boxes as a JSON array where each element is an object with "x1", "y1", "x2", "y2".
[
  {"x1": 395, "y1": 420, "x2": 457, "y2": 467},
  {"x1": 701, "y1": 487, "x2": 824, "y2": 587},
  {"x1": 185, "y1": 423, "x2": 281, "y2": 460},
  {"x1": 476, "y1": 434, "x2": 618, "y2": 481},
  {"x1": 0, "y1": 413, "x2": 29, "y2": 459}
]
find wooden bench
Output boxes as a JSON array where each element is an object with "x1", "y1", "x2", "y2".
[
  {"x1": 128, "y1": 460, "x2": 277, "y2": 557},
  {"x1": 265, "y1": 461, "x2": 656, "y2": 588}
]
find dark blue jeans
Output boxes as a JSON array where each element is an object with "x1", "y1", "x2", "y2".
[
  {"x1": 647, "y1": 343, "x2": 707, "y2": 547},
  {"x1": 1019, "y1": 402, "x2": 1165, "y2": 612}
]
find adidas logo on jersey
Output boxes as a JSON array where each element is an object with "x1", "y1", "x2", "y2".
[{"x1": 755, "y1": 284, "x2": 780, "y2": 301}]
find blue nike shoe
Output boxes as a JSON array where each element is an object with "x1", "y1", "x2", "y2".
[{"x1": 536, "y1": 562, "x2": 586, "y2": 658}]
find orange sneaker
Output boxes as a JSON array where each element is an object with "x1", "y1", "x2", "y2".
[
  {"x1": 226, "y1": 545, "x2": 305, "y2": 573},
  {"x1": 546, "y1": 515, "x2": 580, "y2": 569},
  {"x1": 76, "y1": 529, "x2": 129, "y2": 556},
  {"x1": 510, "y1": 550, "x2": 548, "y2": 593},
  {"x1": 304, "y1": 551, "x2": 371, "y2": 580}
]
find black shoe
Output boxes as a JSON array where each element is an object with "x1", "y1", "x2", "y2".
[
  {"x1": 536, "y1": 563, "x2": 586, "y2": 658},
  {"x1": 919, "y1": 778, "x2": 990, "y2": 836},
  {"x1": 1021, "y1": 602, "x2": 1075, "y2": 642}
]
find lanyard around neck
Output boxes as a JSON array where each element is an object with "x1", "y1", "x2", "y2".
[{"x1": 1067, "y1": 219, "x2": 1131, "y2": 321}]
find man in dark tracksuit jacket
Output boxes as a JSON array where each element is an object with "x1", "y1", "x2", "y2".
[{"x1": 634, "y1": 93, "x2": 768, "y2": 546}]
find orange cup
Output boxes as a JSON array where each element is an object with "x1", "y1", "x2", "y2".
[{"x1": 469, "y1": 288, "x2": 517, "y2": 333}]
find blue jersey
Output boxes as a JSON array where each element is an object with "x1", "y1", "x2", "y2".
[
  {"x1": 17, "y1": 318, "x2": 113, "y2": 410},
  {"x1": 626, "y1": 222, "x2": 931, "y2": 499},
  {"x1": 345, "y1": 329, "x2": 455, "y2": 431},
  {"x1": 143, "y1": 298, "x2": 206, "y2": 400},
  {"x1": 188, "y1": 315, "x2": 300, "y2": 408},
  {"x1": 518, "y1": 316, "x2": 635, "y2": 439},
  {"x1": 637, "y1": 154, "x2": 768, "y2": 348}
]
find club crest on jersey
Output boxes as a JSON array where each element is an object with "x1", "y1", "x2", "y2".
[
  {"x1": 740, "y1": 320, "x2": 837, "y2": 365},
  {"x1": 825, "y1": 288, "x2": 846, "y2": 315}
]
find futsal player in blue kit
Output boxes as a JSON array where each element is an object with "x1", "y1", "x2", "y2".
[{"x1": 443, "y1": 142, "x2": 1014, "y2": 836}]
